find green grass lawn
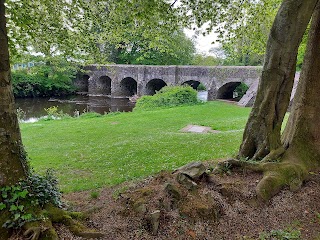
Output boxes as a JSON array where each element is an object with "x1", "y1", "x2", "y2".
[{"x1": 20, "y1": 101, "x2": 251, "y2": 193}]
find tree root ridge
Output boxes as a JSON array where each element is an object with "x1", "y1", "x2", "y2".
[
  {"x1": 24, "y1": 227, "x2": 41, "y2": 240},
  {"x1": 260, "y1": 146, "x2": 286, "y2": 163},
  {"x1": 23, "y1": 204, "x2": 104, "y2": 240},
  {"x1": 213, "y1": 158, "x2": 308, "y2": 202}
]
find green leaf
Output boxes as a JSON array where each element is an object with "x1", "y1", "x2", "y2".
[
  {"x1": 2, "y1": 192, "x2": 7, "y2": 198},
  {"x1": 9, "y1": 205, "x2": 18, "y2": 211},
  {"x1": 13, "y1": 213, "x2": 21, "y2": 221},
  {"x1": 17, "y1": 205, "x2": 24, "y2": 211},
  {"x1": 21, "y1": 213, "x2": 33, "y2": 221},
  {"x1": 0, "y1": 203, "x2": 6, "y2": 210},
  {"x1": 19, "y1": 189, "x2": 28, "y2": 198}
]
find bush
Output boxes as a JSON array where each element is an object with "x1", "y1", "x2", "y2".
[
  {"x1": 0, "y1": 169, "x2": 62, "y2": 229},
  {"x1": 12, "y1": 70, "x2": 76, "y2": 98},
  {"x1": 11, "y1": 55, "x2": 78, "y2": 98},
  {"x1": 197, "y1": 83, "x2": 207, "y2": 91},
  {"x1": 20, "y1": 169, "x2": 62, "y2": 208},
  {"x1": 44, "y1": 106, "x2": 70, "y2": 120},
  {"x1": 135, "y1": 86, "x2": 200, "y2": 110},
  {"x1": 233, "y1": 83, "x2": 249, "y2": 99}
]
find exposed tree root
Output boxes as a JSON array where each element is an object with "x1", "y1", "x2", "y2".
[
  {"x1": 24, "y1": 227, "x2": 41, "y2": 240},
  {"x1": 213, "y1": 158, "x2": 309, "y2": 202},
  {"x1": 22, "y1": 204, "x2": 104, "y2": 240},
  {"x1": 260, "y1": 146, "x2": 286, "y2": 163}
]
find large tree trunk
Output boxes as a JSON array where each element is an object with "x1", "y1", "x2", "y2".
[
  {"x1": 281, "y1": 2, "x2": 320, "y2": 169},
  {"x1": 239, "y1": 0, "x2": 319, "y2": 160},
  {"x1": 220, "y1": 1, "x2": 320, "y2": 201},
  {"x1": 0, "y1": 2, "x2": 103, "y2": 239},
  {"x1": 0, "y1": 0, "x2": 28, "y2": 187}
]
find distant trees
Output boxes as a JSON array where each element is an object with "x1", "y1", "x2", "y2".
[{"x1": 111, "y1": 29, "x2": 196, "y2": 65}]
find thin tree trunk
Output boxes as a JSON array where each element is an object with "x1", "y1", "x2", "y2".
[
  {"x1": 239, "y1": 0, "x2": 319, "y2": 160},
  {"x1": 281, "y1": 2, "x2": 320, "y2": 167},
  {"x1": 0, "y1": 0, "x2": 28, "y2": 187}
]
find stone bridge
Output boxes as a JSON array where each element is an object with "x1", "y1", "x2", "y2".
[{"x1": 75, "y1": 65, "x2": 262, "y2": 102}]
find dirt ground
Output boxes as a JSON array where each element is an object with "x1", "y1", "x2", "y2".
[{"x1": 15, "y1": 162, "x2": 320, "y2": 240}]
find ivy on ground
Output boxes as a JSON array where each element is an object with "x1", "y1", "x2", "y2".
[{"x1": 0, "y1": 169, "x2": 62, "y2": 229}]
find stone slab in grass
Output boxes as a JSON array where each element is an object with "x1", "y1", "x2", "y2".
[{"x1": 180, "y1": 125, "x2": 220, "y2": 134}]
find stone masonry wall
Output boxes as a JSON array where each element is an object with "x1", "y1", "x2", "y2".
[{"x1": 77, "y1": 65, "x2": 263, "y2": 102}]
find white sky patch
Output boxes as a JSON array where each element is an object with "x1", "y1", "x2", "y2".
[{"x1": 184, "y1": 27, "x2": 219, "y2": 56}]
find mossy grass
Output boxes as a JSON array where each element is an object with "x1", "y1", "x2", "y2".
[{"x1": 20, "y1": 101, "x2": 251, "y2": 193}]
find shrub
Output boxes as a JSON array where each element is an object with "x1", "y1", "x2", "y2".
[
  {"x1": 11, "y1": 55, "x2": 78, "y2": 98},
  {"x1": 16, "y1": 108, "x2": 26, "y2": 122},
  {"x1": 135, "y1": 86, "x2": 200, "y2": 110},
  {"x1": 44, "y1": 106, "x2": 70, "y2": 120},
  {"x1": 233, "y1": 83, "x2": 249, "y2": 99},
  {"x1": 0, "y1": 169, "x2": 62, "y2": 229},
  {"x1": 12, "y1": 70, "x2": 76, "y2": 98},
  {"x1": 20, "y1": 169, "x2": 62, "y2": 208},
  {"x1": 197, "y1": 83, "x2": 207, "y2": 91}
]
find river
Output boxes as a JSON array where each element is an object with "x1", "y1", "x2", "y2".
[
  {"x1": 15, "y1": 95, "x2": 135, "y2": 121},
  {"x1": 15, "y1": 91, "x2": 208, "y2": 121}
]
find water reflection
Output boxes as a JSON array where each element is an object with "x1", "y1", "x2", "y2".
[
  {"x1": 15, "y1": 95, "x2": 135, "y2": 120},
  {"x1": 15, "y1": 91, "x2": 208, "y2": 121}
]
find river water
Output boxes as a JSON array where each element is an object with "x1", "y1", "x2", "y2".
[
  {"x1": 15, "y1": 95, "x2": 135, "y2": 120},
  {"x1": 15, "y1": 91, "x2": 208, "y2": 121}
]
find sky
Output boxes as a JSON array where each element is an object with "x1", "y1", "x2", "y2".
[{"x1": 184, "y1": 28, "x2": 220, "y2": 56}]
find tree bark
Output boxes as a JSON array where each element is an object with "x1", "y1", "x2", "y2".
[
  {"x1": 239, "y1": 0, "x2": 319, "y2": 160},
  {"x1": 0, "y1": 0, "x2": 28, "y2": 187},
  {"x1": 281, "y1": 2, "x2": 320, "y2": 168}
]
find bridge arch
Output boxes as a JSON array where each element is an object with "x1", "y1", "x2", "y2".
[
  {"x1": 182, "y1": 80, "x2": 202, "y2": 90},
  {"x1": 146, "y1": 79, "x2": 167, "y2": 95},
  {"x1": 217, "y1": 82, "x2": 249, "y2": 101},
  {"x1": 119, "y1": 77, "x2": 137, "y2": 97},
  {"x1": 77, "y1": 74, "x2": 89, "y2": 92},
  {"x1": 95, "y1": 76, "x2": 112, "y2": 95}
]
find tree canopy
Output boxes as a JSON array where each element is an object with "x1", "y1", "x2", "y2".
[
  {"x1": 6, "y1": 0, "x2": 187, "y2": 64},
  {"x1": 6, "y1": 0, "x2": 284, "y2": 66}
]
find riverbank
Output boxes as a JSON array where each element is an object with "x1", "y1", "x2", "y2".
[{"x1": 20, "y1": 101, "x2": 251, "y2": 192}]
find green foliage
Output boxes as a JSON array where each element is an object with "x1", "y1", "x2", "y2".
[
  {"x1": 6, "y1": 0, "x2": 183, "y2": 64},
  {"x1": 296, "y1": 28, "x2": 309, "y2": 70},
  {"x1": 90, "y1": 191, "x2": 99, "y2": 199},
  {"x1": 16, "y1": 108, "x2": 26, "y2": 122},
  {"x1": 44, "y1": 106, "x2": 69, "y2": 120},
  {"x1": 259, "y1": 228, "x2": 301, "y2": 240},
  {"x1": 234, "y1": 83, "x2": 249, "y2": 99},
  {"x1": 0, "y1": 169, "x2": 62, "y2": 229},
  {"x1": 217, "y1": 162, "x2": 232, "y2": 175},
  {"x1": 20, "y1": 169, "x2": 63, "y2": 208},
  {"x1": 115, "y1": 29, "x2": 196, "y2": 65},
  {"x1": 192, "y1": 54, "x2": 221, "y2": 66},
  {"x1": 5, "y1": 0, "x2": 290, "y2": 67},
  {"x1": 12, "y1": 56, "x2": 77, "y2": 98},
  {"x1": 179, "y1": 0, "x2": 281, "y2": 66},
  {"x1": 0, "y1": 186, "x2": 33, "y2": 229},
  {"x1": 135, "y1": 86, "x2": 200, "y2": 110},
  {"x1": 197, "y1": 83, "x2": 206, "y2": 91}
]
